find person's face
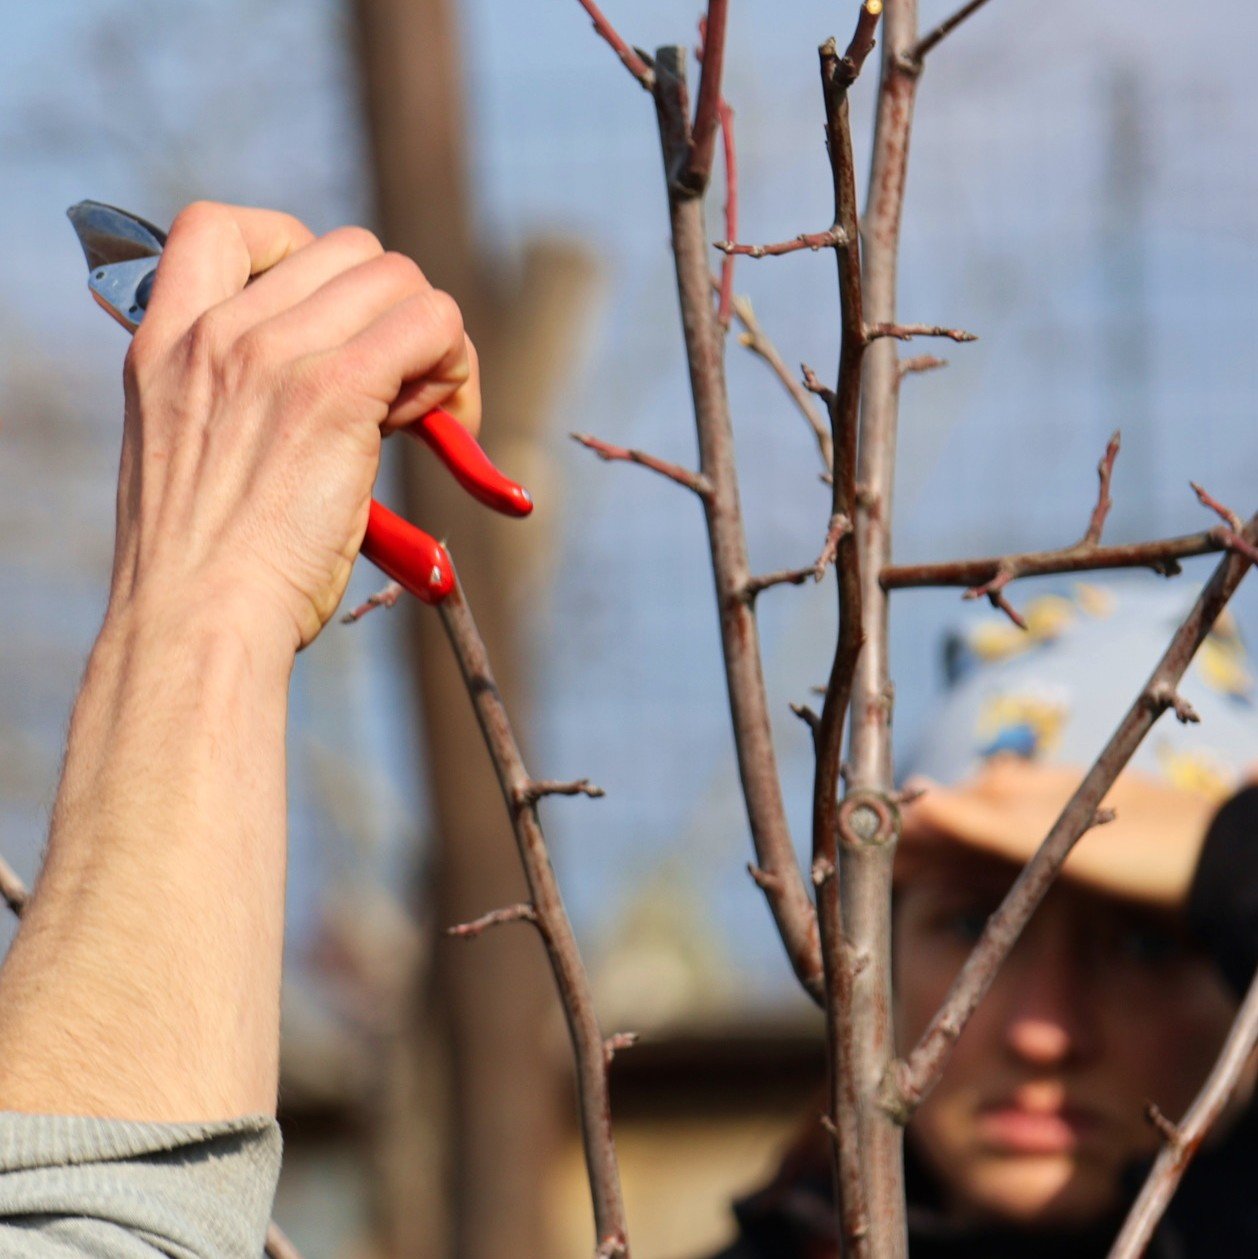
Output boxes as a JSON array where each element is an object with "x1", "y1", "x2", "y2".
[{"x1": 893, "y1": 849, "x2": 1243, "y2": 1230}]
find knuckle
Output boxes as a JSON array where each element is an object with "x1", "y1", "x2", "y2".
[
  {"x1": 183, "y1": 308, "x2": 229, "y2": 367},
  {"x1": 326, "y1": 224, "x2": 384, "y2": 260},
  {"x1": 169, "y1": 199, "x2": 228, "y2": 240},
  {"x1": 377, "y1": 250, "x2": 425, "y2": 288},
  {"x1": 424, "y1": 289, "x2": 464, "y2": 346}
]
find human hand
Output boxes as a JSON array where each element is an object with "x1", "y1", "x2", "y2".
[{"x1": 111, "y1": 200, "x2": 481, "y2": 650}]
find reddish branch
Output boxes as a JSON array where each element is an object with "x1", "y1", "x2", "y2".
[
  {"x1": 715, "y1": 228, "x2": 846, "y2": 258},
  {"x1": 891, "y1": 515, "x2": 1258, "y2": 1115},
  {"x1": 680, "y1": 0, "x2": 729, "y2": 194},
  {"x1": 644, "y1": 44, "x2": 824, "y2": 1002},
  {"x1": 436, "y1": 580, "x2": 629, "y2": 1256},
  {"x1": 728, "y1": 293, "x2": 833, "y2": 471},
  {"x1": 1108, "y1": 970, "x2": 1258, "y2": 1259},
  {"x1": 572, "y1": 432, "x2": 712, "y2": 497},
  {"x1": 907, "y1": 0, "x2": 997, "y2": 66},
  {"x1": 865, "y1": 321, "x2": 976, "y2": 342},
  {"x1": 843, "y1": 0, "x2": 924, "y2": 1247},
  {"x1": 572, "y1": 0, "x2": 654, "y2": 89},
  {"x1": 897, "y1": 354, "x2": 947, "y2": 378},
  {"x1": 1082, "y1": 431, "x2": 1121, "y2": 546},
  {"x1": 446, "y1": 904, "x2": 540, "y2": 939}
]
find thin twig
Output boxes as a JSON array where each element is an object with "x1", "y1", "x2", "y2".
[
  {"x1": 0, "y1": 853, "x2": 28, "y2": 917},
  {"x1": 1081, "y1": 431, "x2": 1121, "y2": 547},
  {"x1": 515, "y1": 778, "x2": 606, "y2": 806},
  {"x1": 897, "y1": 354, "x2": 947, "y2": 379},
  {"x1": 892, "y1": 515, "x2": 1258, "y2": 1115},
  {"x1": 744, "y1": 566, "x2": 817, "y2": 600},
  {"x1": 728, "y1": 293, "x2": 832, "y2": 471},
  {"x1": 906, "y1": 0, "x2": 996, "y2": 67},
  {"x1": 603, "y1": 1032, "x2": 639, "y2": 1065},
  {"x1": 652, "y1": 44, "x2": 825, "y2": 1003},
  {"x1": 815, "y1": 513, "x2": 853, "y2": 580},
  {"x1": 715, "y1": 228, "x2": 846, "y2": 258},
  {"x1": 437, "y1": 579, "x2": 628, "y2": 1250},
  {"x1": 572, "y1": 432, "x2": 713, "y2": 498},
  {"x1": 1108, "y1": 970, "x2": 1258, "y2": 1259},
  {"x1": 865, "y1": 321, "x2": 976, "y2": 342},
  {"x1": 572, "y1": 0, "x2": 655, "y2": 89},
  {"x1": 340, "y1": 580, "x2": 404, "y2": 624},
  {"x1": 446, "y1": 904, "x2": 540, "y2": 940}
]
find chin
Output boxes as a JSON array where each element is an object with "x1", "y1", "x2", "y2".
[{"x1": 961, "y1": 1154, "x2": 1121, "y2": 1229}]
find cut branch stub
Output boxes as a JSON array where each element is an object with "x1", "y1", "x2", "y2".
[{"x1": 603, "y1": 1032, "x2": 640, "y2": 1066}]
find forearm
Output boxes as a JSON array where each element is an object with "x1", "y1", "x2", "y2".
[{"x1": 0, "y1": 591, "x2": 293, "y2": 1121}]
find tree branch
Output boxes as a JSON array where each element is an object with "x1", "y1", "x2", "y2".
[
  {"x1": 906, "y1": 0, "x2": 996, "y2": 67},
  {"x1": 728, "y1": 293, "x2": 833, "y2": 472},
  {"x1": 891, "y1": 516, "x2": 1258, "y2": 1115},
  {"x1": 446, "y1": 904, "x2": 542, "y2": 940},
  {"x1": 436, "y1": 579, "x2": 628, "y2": 1251},
  {"x1": 680, "y1": 0, "x2": 729, "y2": 194},
  {"x1": 572, "y1": 432, "x2": 713, "y2": 498},
  {"x1": 1081, "y1": 430, "x2": 1121, "y2": 547},
  {"x1": 651, "y1": 44, "x2": 824, "y2": 1005},
  {"x1": 265, "y1": 1222, "x2": 305, "y2": 1259},
  {"x1": 715, "y1": 227, "x2": 847, "y2": 258},
  {"x1": 1108, "y1": 969, "x2": 1258, "y2": 1259},
  {"x1": 572, "y1": 0, "x2": 655, "y2": 89},
  {"x1": 340, "y1": 580, "x2": 404, "y2": 623},
  {"x1": 842, "y1": 0, "x2": 924, "y2": 1246},
  {"x1": 716, "y1": 99, "x2": 737, "y2": 328},
  {"x1": 514, "y1": 778, "x2": 606, "y2": 807},
  {"x1": 865, "y1": 321, "x2": 976, "y2": 342}
]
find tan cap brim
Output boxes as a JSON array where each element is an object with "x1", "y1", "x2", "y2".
[{"x1": 897, "y1": 754, "x2": 1215, "y2": 911}]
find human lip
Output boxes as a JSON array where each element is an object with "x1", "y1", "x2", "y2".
[{"x1": 975, "y1": 1099, "x2": 1101, "y2": 1155}]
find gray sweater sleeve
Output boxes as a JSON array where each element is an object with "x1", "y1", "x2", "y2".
[{"x1": 0, "y1": 1112, "x2": 282, "y2": 1258}]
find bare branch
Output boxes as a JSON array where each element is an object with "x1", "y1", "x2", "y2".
[
  {"x1": 801, "y1": 362, "x2": 837, "y2": 409},
  {"x1": 597, "y1": 1234, "x2": 629, "y2": 1259},
  {"x1": 814, "y1": 513, "x2": 853, "y2": 579},
  {"x1": 906, "y1": 0, "x2": 997, "y2": 67},
  {"x1": 1192, "y1": 481, "x2": 1243, "y2": 532},
  {"x1": 843, "y1": 0, "x2": 884, "y2": 77},
  {"x1": 1109, "y1": 971, "x2": 1258, "y2": 1258},
  {"x1": 714, "y1": 227, "x2": 846, "y2": 258},
  {"x1": 865, "y1": 321, "x2": 977, "y2": 343},
  {"x1": 897, "y1": 354, "x2": 948, "y2": 379},
  {"x1": 572, "y1": 0, "x2": 655, "y2": 89},
  {"x1": 728, "y1": 293, "x2": 832, "y2": 470},
  {"x1": 651, "y1": 45, "x2": 825, "y2": 1003},
  {"x1": 1143, "y1": 1101, "x2": 1181, "y2": 1146},
  {"x1": 743, "y1": 565, "x2": 817, "y2": 600},
  {"x1": 572, "y1": 432, "x2": 713, "y2": 498},
  {"x1": 603, "y1": 1032, "x2": 639, "y2": 1065},
  {"x1": 0, "y1": 853, "x2": 29, "y2": 917},
  {"x1": 340, "y1": 580, "x2": 403, "y2": 624},
  {"x1": 747, "y1": 862, "x2": 784, "y2": 891},
  {"x1": 437, "y1": 580, "x2": 628, "y2": 1246},
  {"x1": 893, "y1": 517, "x2": 1258, "y2": 1114},
  {"x1": 1147, "y1": 682, "x2": 1200, "y2": 725},
  {"x1": 882, "y1": 529, "x2": 1228, "y2": 592},
  {"x1": 716, "y1": 99, "x2": 737, "y2": 328},
  {"x1": 681, "y1": 0, "x2": 730, "y2": 194},
  {"x1": 446, "y1": 904, "x2": 540, "y2": 940},
  {"x1": 515, "y1": 778, "x2": 606, "y2": 807},
  {"x1": 790, "y1": 703, "x2": 821, "y2": 736},
  {"x1": 1081, "y1": 430, "x2": 1121, "y2": 547}
]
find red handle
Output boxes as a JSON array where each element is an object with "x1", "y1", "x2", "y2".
[
  {"x1": 362, "y1": 499, "x2": 455, "y2": 604},
  {"x1": 408, "y1": 408, "x2": 534, "y2": 517}
]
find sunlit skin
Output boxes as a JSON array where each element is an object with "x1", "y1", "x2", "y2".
[{"x1": 893, "y1": 846, "x2": 1247, "y2": 1231}]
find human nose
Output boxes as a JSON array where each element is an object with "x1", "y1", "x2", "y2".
[{"x1": 1002, "y1": 938, "x2": 1100, "y2": 1068}]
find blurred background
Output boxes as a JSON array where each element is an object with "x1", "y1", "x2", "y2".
[{"x1": 1, "y1": 0, "x2": 1256, "y2": 1255}]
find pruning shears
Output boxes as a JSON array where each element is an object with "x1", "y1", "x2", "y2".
[{"x1": 66, "y1": 200, "x2": 533, "y2": 604}]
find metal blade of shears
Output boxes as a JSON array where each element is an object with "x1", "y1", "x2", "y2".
[{"x1": 67, "y1": 201, "x2": 166, "y2": 333}]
